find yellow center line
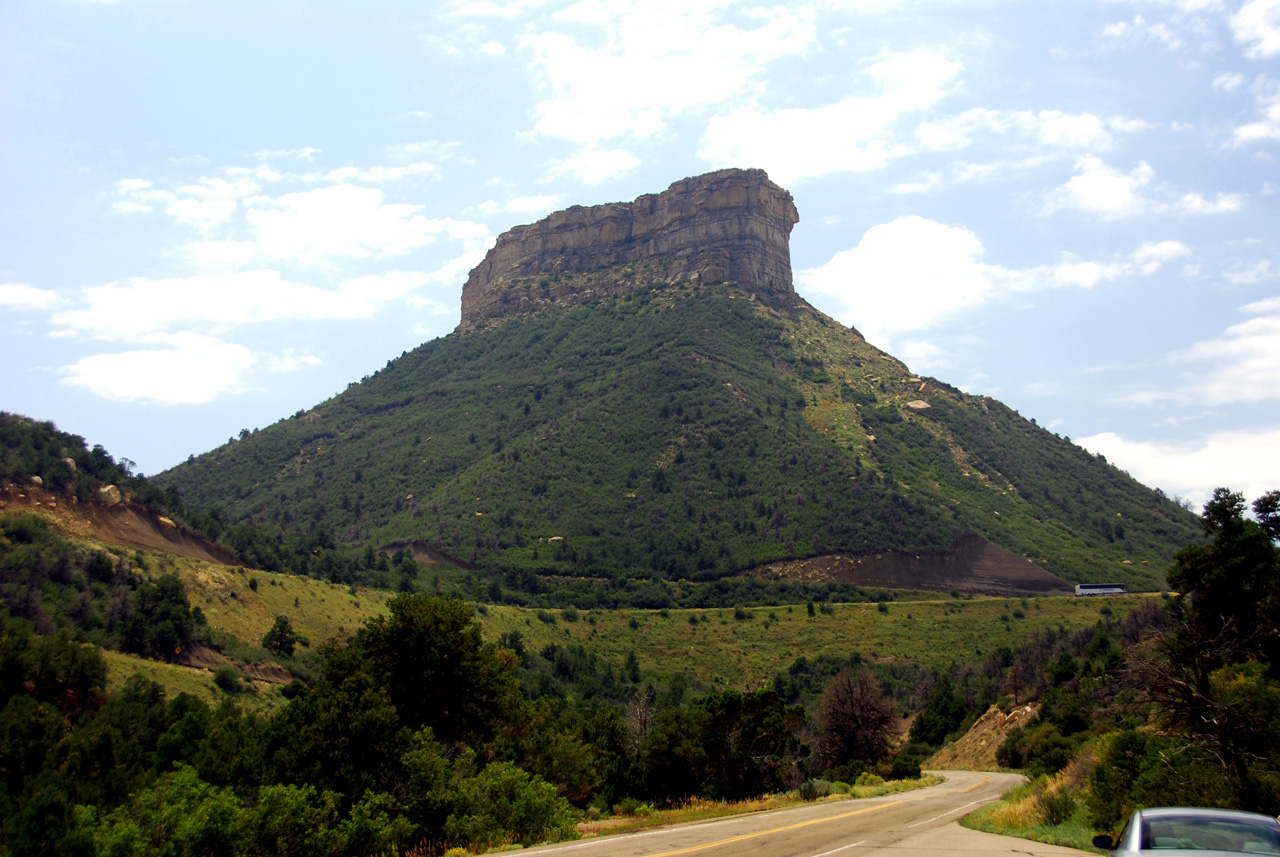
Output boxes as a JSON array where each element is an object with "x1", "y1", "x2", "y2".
[{"x1": 641, "y1": 776, "x2": 992, "y2": 857}]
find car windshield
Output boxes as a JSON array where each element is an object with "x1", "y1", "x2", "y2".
[{"x1": 1141, "y1": 816, "x2": 1280, "y2": 854}]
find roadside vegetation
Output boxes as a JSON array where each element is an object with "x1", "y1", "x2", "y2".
[{"x1": 962, "y1": 488, "x2": 1280, "y2": 848}]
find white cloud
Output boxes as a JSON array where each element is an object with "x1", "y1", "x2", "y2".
[
  {"x1": 0, "y1": 283, "x2": 61, "y2": 310},
  {"x1": 544, "y1": 148, "x2": 641, "y2": 184},
  {"x1": 50, "y1": 269, "x2": 447, "y2": 341},
  {"x1": 182, "y1": 185, "x2": 489, "y2": 268},
  {"x1": 891, "y1": 158, "x2": 1044, "y2": 194},
  {"x1": 1176, "y1": 305, "x2": 1280, "y2": 403},
  {"x1": 220, "y1": 165, "x2": 288, "y2": 183},
  {"x1": 897, "y1": 339, "x2": 950, "y2": 374},
  {"x1": 465, "y1": 195, "x2": 561, "y2": 218},
  {"x1": 907, "y1": 112, "x2": 1146, "y2": 193},
  {"x1": 323, "y1": 162, "x2": 438, "y2": 182},
  {"x1": 798, "y1": 217, "x2": 1190, "y2": 349},
  {"x1": 1231, "y1": 78, "x2": 1280, "y2": 144},
  {"x1": 798, "y1": 217, "x2": 987, "y2": 346},
  {"x1": 1102, "y1": 14, "x2": 1185, "y2": 50},
  {"x1": 1232, "y1": 0, "x2": 1280, "y2": 58},
  {"x1": 1046, "y1": 157, "x2": 1245, "y2": 218},
  {"x1": 1225, "y1": 259, "x2": 1274, "y2": 283},
  {"x1": 386, "y1": 140, "x2": 459, "y2": 160},
  {"x1": 1078, "y1": 425, "x2": 1280, "y2": 508},
  {"x1": 699, "y1": 52, "x2": 962, "y2": 184},
  {"x1": 1132, "y1": 240, "x2": 1193, "y2": 273},
  {"x1": 1244, "y1": 294, "x2": 1280, "y2": 312},
  {"x1": 1046, "y1": 157, "x2": 1154, "y2": 218},
  {"x1": 455, "y1": 0, "x2": 551, "y2": 18},
  {"x1": 114, "y1": 173, "x2": 261, "y2": 231},
  {"x1": 1125, "y1": 296, "x2": 1280, "y2": 405},
  {"x1": 249, "y1": 147, "x2": 321, "y2": 161},
  {"x1": 1214, "y1": 71, "x2": 1246, "y2": 91},
  {"x1": 167, "y1": 197, "x2": 238, "y2": 231},
  {"x1": 518, "y1": 1, "x2": 816, "y2": 145},
  {"x1": 59, "y1": 333, "x2": 263, "y2": 405}
]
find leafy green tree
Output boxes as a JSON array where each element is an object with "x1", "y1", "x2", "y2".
[
  {"x1": 1168, "y1": 488, "x2": 1280, "y2": 662},
  {"x1": 908, "y1": 674, "x2": 966, "y2": 746},
  {"x1": 443, "y1": 761, "x2": 579, "y2": 849},
  {"x1": 995, "y1": 719, "x2": 1075, "y2": 777},
  {"x1": 245, "y1": 782, "x2": 346, "y2": 857},
  {"x1": 261, "y1": 615, "x2": 297, "y2": 658},
  {"x1": 350, "y1": 593, "x2": 518, "y2": 742},
  {"x1": 1130, "y1": 488, "x2": 1280, "y2": 812},
  {"x1": 690, "y1": 689, "x2": 805, "y2": 801},
  {"x1": 94, "y1": 766, "x2": 245, "y2": 857},
  {"x1": 261, "y1": 662, "x2": 403, "y2": 803},
  {"x1": 121, "y1": 574, "x2": 196, "y2": 661}
]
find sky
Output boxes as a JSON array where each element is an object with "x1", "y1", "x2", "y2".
[{"x1": 2, "y1": 0, "x2": 1278, "y2": 509}]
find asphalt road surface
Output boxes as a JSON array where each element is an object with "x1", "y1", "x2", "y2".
[{"x1": 525, "y1": 771, "x2": 1092, "y2": 857}]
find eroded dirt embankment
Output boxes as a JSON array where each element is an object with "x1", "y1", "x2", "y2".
[
  {"x1": 928, "y1": 703, "x2": 1041, "y2": 770},
  {"x1": 757, "y1": 534, "x2": 1074, "y2": 596},
  {"x1": 0, "y1": 484, "x2": 237, "y2": 566}
]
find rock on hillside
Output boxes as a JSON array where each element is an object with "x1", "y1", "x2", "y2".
[{"x1": 460, "y1": 168, "x2": 798, "y2": 323}]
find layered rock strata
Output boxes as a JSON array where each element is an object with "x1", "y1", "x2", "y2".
[{"x1": 459, "y1": 168, "x2": 799, "y2": 324}]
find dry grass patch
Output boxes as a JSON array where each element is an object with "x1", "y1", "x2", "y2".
[
  {"x1": 962, "y1": 769, "x2": 1101, "y2": 853},
  {"x1": 102, "y1": 649, "x2": 289, "y2": 716},
  {"x1": 167, "y1": 558, "x2": 393, "y2": 650}
]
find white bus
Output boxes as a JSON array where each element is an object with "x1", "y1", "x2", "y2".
[{"x1": 1075, "y1": 582, "x2": 1127, "y2": 596}]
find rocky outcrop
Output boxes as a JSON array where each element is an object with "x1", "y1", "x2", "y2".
[{"x1": 460, "y1": 168, "x2": 799, "y2": 324}]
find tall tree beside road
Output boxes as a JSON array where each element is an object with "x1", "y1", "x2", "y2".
[
  {"x1": 818, "y1": 668, "x2": 895, "y2": 774},
  {"x1": 1109, "y1": 488, "x2": 1280, "y2": 817}
]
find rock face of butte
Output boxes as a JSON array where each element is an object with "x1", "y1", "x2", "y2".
[{"x1": 460, "y1": 168, "x2": 799, "y2": 324}]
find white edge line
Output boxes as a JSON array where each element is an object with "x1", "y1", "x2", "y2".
[
  {"x1": 906, "y1": 798, "x2": 994, "y2": 828},
  {"x1": 535, "y1": 826, "x2": 677, "y2": 851},
  {"x1": 811, "y1": 840, "x2": 865, "y2": 857}
]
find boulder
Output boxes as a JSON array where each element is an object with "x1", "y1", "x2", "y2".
[{"x1": 99, "y1": 485, "x2": 122, "y2": 507}]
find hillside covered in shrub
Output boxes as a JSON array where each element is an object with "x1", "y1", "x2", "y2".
[{"x1": 159, "y1": 284, "x2": 1198, "y2": 593}]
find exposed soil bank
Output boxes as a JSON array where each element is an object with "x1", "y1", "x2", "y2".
[{"x1": 758, "y1": 535, "x2": 1074, "y2": 596}]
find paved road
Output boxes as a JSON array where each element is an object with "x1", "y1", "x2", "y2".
[{"x1": 525, "y1": 771, "x2": 1092, "y2": 857}]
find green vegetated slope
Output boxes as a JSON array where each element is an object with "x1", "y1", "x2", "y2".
[
  {"x1": 159, "y1": 283, "x2": 1197, "y2": 590},
  {"x1": 477, "y1": 595, "x2": 1137, "y2": 691}
]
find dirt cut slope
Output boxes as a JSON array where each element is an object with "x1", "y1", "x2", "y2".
[
  {"x1": 928, "y1": 703, "x2": 1040, "y2": 771},
  {"x1": 758, "y1": 535, "x2": 1074, "y2": 596},
  {"x1": 0, "y1": 484, "x2": 237, "y2": 566}
]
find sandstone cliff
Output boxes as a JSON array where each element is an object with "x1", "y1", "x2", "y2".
[{"x1": 459, "y1": 168, "x2": 799, "y2": 324}]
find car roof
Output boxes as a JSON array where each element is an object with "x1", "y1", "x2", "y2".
[{"x1": 1138, "y1": 807, "x2": 1280, "y2": 826}]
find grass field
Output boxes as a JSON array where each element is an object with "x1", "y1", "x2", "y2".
[
  {"x1": 165, "y1": 557, "x2": 395, "y2": 652},
  {"x1": 477, "y1": 594, "x2": 1142, "y2": 689},
  {"x1": 161, "y1": 550, "x2": 1141, "y2": 692},
  {"x1": 129, "y1": 550, "x2": 1144, "y2": 704}
]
